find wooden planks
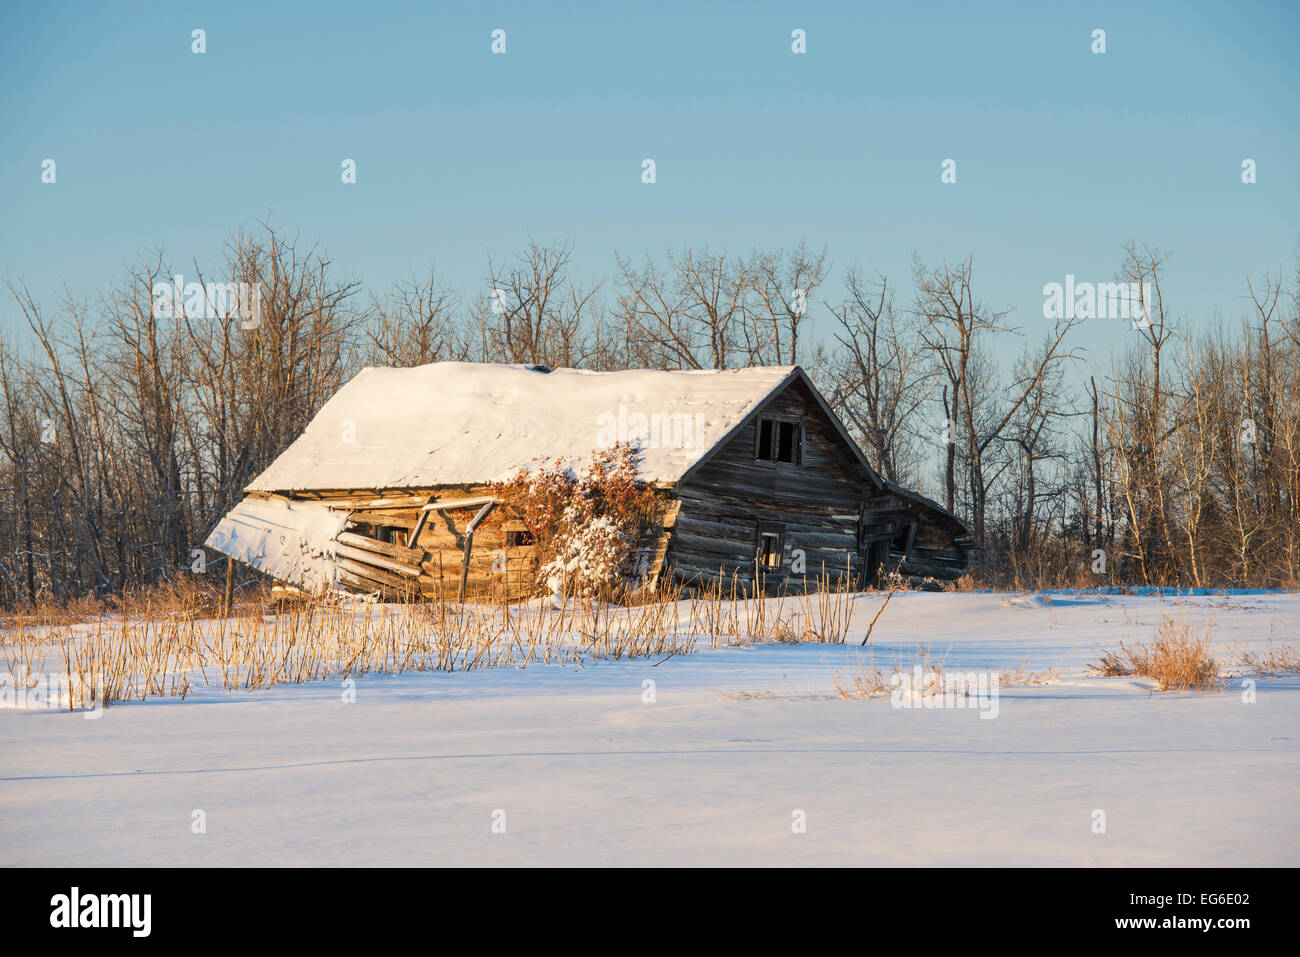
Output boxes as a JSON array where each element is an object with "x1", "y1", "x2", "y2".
[{"x1": 336, "y1": 531, "x2": 426, "y2": 566}]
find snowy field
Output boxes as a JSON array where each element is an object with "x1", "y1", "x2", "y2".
[{"x1": 2, "y1": 589, "x2": 1297, "y2": 866}]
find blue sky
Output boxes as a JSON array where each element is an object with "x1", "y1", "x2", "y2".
[{"x1": 2, "y1": 0, "x2": 1297, "y2": 361}]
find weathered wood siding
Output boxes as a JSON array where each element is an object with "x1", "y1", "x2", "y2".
[
  {"x1": 860, "y1": 489, "x2": 972, "y2": 583},
  {"x1": 663, "y1": 377, "x2": 972, "y2": 591},
  {"x1": 665, "y1": 377, "x2": 866, "y2": 592},
  {"x1": 286, "y1": 485, "x2": 538, "y2": 601}
]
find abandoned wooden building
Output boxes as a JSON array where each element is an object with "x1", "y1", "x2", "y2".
[{"x1": 206, "y1": 362, "x2": 973, "y2": 600}]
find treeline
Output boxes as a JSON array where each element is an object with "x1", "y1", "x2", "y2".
[{"x1": 1, "y1": 222, "x2": 1297, "y2": 606}]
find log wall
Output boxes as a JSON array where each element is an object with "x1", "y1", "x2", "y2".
[
  {"x1": 290, "y1": 485, "x2": 539, "y2": 601},
  {"x1": 664, "y1": 377, "x2": 972, "y2": 591}
]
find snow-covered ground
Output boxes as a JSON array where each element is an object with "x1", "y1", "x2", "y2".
[{"x1": 2, "y1": 590, "x2": 1297, "y2": 866}]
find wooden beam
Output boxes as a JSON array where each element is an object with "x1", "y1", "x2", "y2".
[
  {"x1": 901, "y1": 521, "x2": 918, "y2": 561},
  {"x1": 457, "y1": 501, "x2": 497, "y2": 602},
  {"x1": 324, "y1": 495, "x2": 432, "y2": 510},
  {"x1": 336, "y1": 531, "x2": 425, "y2": 565},
  {"x1": 406, "y1": 498, "x2": 435, "y2": 548},
  {"x1": 426, "y1": 495, "x2": 495, "y2": 513},
  {"x1": 338, "y1": 557, "x2": 419, "y2": 594},
  {"x1": 334, "y1": 542, "x2": 423, "y2": 578}
]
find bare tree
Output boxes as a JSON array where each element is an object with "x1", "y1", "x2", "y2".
[
  {"x1": 365, "y1": 267, "x2": 466, "y2": 367},
  {"x1": 746, "y1": 240, "x2": 829, "y2": 365},
  {"x1": 479, "y1": 237, "x2": 601, "y2": 368},
  {"x1": 616, "y1": 247, "x2": 749, "y2": 369},
  {"x1": 825, "y1": 269, "x2": 932, "y2": 485},
  {"x1": 913, "y1": 254, "x2": 1083, "y2": 547}
]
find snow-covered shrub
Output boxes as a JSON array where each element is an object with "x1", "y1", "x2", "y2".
[
  {"x1": 539, "y1": 508, "x2": 626, "y2": 600},
  {"x1": 490, "y1": 443, "x2": 661, "y2": 600}
]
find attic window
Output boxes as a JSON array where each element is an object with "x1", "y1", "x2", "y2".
[{"x1": 756, "y1": 417, "x2": 802, "y2": 464}]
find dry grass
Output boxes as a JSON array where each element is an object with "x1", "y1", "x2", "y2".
[
  {"x1": 831, "y1": 647, "x2": 1058, "y2": 700},
  {"x1": 831, "y1": 664, "x2": 895, "y2": 699},
  {"x1": 0, "y1": 576, "x2": 269, "y2": 627},
  {"x1": 950, "y1": 573, "x2": 978, "y2": 592},
  {"x1": 996, "y1": 658, "x2": 1060, "y2": 687},
  {"x1": 836, "y1": 645, "x2": 947, "y2": 699},
  {"x1": 715, "y1": 688, "x2": 783, "y2": 701},
  {"x1": 1235, "y1": 628, "x2": 1300, "y2": 676},
  {"x1": 717, "y1": 646, "x2": 1057, "y2": 702},
  {"x1": 675, "y1": 569, "x2": 860, "y2": 648},
  {"x1": 2, "y1": 571, "x2": 867, "y2": 709},
  {"x1": 1089, "y1": 615, "x2": 1222, "y2": 691}
]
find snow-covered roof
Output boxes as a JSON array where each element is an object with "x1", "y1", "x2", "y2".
[
  {"x1": 205, "y1": 496, "x2": 347, "y2": 592},
  {"x1": 246, "y1": 362, "x2": 799, "y2": 492}
]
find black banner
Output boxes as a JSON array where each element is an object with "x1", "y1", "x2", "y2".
[{"x1": 0, "y1": 867, "x2": 1277, "y2": 943}]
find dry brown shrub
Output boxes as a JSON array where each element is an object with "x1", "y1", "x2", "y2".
[{"x1": 1090, "y1": 616, "x2": 1222, "y2": 691}]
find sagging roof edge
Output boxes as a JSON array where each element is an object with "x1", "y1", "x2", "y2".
[{"x1": 880, "y1": 480, "x2": 976, "y2": 542}]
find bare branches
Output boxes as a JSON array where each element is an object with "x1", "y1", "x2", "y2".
[
  {"x1": 0, "y1": 232, "x2": 1297, "y2": 603},
  {"x1": 479, "y1": 237, "x2": 602, "y2": 368},
  {"x1": 825, "y1": 268, "x2": 932, "y2": 485},
  {"x1": 365, "y1": 266, "x2": 466, "y2": 367},
  {"x1": 615, "y1": 240, "x2": 828, "y2": 370}
]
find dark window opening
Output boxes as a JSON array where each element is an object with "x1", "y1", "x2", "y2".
[
  {"x1": 756, "y1": 526, "x2": 784, "y2": 570},
  {"x1": 890, "y1": 522, "x2": 917, "y2": 557},
  {"x1": 353, "y1": 522, "x2": 408, "y2": 545},
  {"x1": 777, "y1": 421, "x2": 797, "y2": 462},
  {"x1": 756, "y1": 417, "x2": 801, "y2": 464},
  {"x1": 506, "y1": 529, "x2": 534, "y2": 548}
]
